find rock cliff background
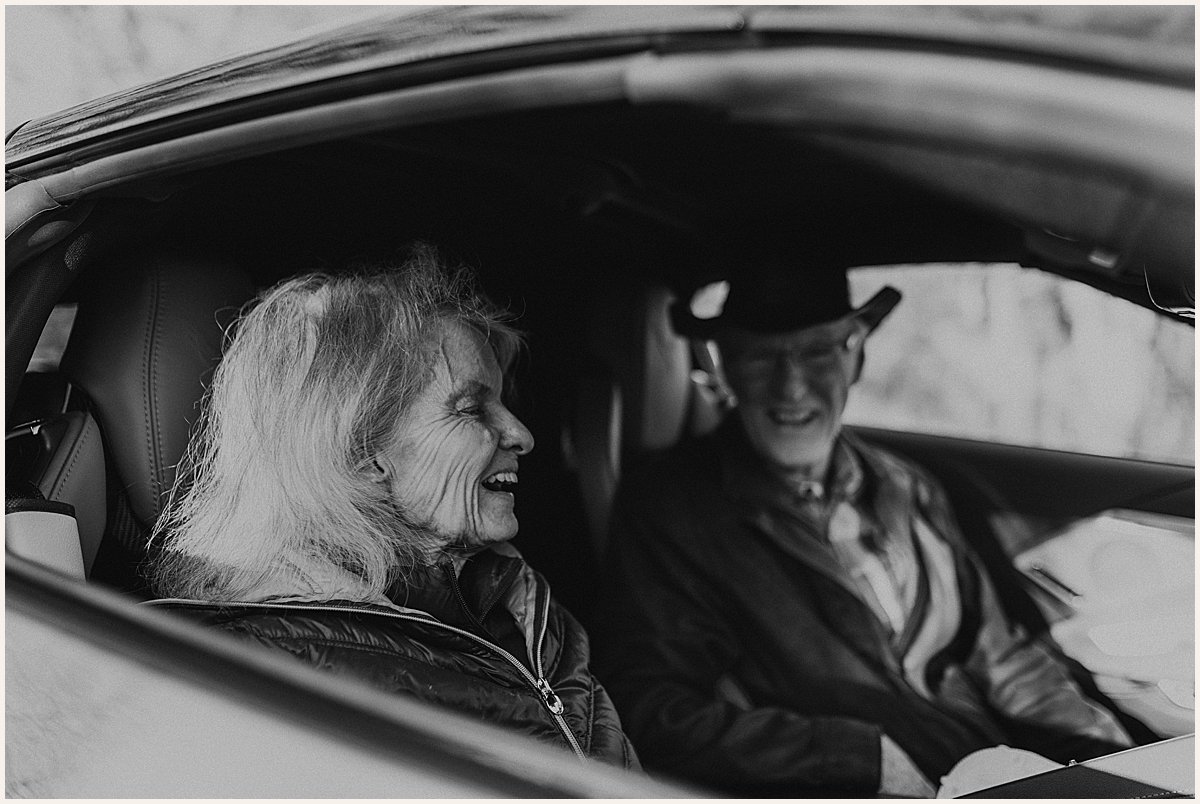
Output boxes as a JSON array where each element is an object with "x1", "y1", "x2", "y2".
[
  {"x1": 7, "y1": 5, "x2": 1193, "y2": 465},
  {"x1": 6, "y1": 5, "x2": 388, "y2": 130}
]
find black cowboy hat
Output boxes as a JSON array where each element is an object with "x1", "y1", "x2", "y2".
[{"x1": 670, "y1": 265, "x2": 901, "y2": 340}]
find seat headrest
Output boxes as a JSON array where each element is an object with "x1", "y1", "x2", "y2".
[
  {"x1": 59, "y1": 252, "x2": 256, "y2": 527},
  {"x1": 586, "y1": 281, "x2": 693, "y2": 460},
  {"x1": 568, "y1": 280, "x2": 695, "y2": 557}
]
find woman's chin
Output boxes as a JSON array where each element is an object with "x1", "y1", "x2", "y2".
[
  {"x1": 487, "y1": 521, "x2": 520, "y2": 544},
  {"x1": 459, "y1": 520, "x2": 519, "y2": 548},
  {"x1": 475, "y1": 495, "x2": 520, "y2": 542}
]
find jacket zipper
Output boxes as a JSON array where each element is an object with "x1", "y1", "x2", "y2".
[
  {"x1": 528, "y1": 588, "x2": 586, "y2": 758},
  {"x1": 155, "y1": 598, "x2": 587, "y2": 761},
  {"x1": 443, "y1": 568, "x2": 587, "y2": 758}
]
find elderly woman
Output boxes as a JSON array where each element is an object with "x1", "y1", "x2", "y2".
[{"x1": 147, "y1": 244, "x2": 637, "y2": 768}]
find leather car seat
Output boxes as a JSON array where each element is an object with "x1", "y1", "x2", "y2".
[
  {"x1": 6, "y1": 409, "x2": 106, "y2": 576},
  {"x1": 566, "y1": 278, "x2": 722, "y2": 559},
  {"x1": 58, "y1": 250, "x2": 255, "y2": 593}
]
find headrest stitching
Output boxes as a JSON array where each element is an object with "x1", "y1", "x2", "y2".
[{"x1": 143, "y1": 268, "x2": 164, "y2": 513}]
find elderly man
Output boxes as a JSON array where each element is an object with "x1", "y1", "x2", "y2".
[{"x1": 594, "y1": 264, "x2": 1131, "y2": 796}]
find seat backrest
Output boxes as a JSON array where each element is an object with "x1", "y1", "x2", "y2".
[
  {"x1": 567, "y1": 278, "x2": 717, "y2": 558},
  {"x1": 58, "y1": 251, "x2": 256, "y2": 590},
  {"x1": 7, "y1": 409, "x2": 107, "y2": 574}
]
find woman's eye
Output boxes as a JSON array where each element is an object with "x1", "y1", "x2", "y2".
[{"x1": 457, "y1": 405, "x2": 483, "y2": 417}]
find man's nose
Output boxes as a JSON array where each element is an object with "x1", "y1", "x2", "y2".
[
  {"x1": 500, "y1": 408, "x2": 535, "y2": 455},
  {"x1": 770, "y1": 354, "x2": 810, "y2": 399}
]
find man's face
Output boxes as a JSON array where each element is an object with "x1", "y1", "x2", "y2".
[{"x1": 719, "y1": 317, "x2": 865, "y2": 478}]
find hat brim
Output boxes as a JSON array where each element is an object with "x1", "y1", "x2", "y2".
[
  {"x1": 854, "y1": 286, "x2": 902, "y2": 334},
  {"x1": 671, "y1": 285, "x2": 902, "y2": 339}
]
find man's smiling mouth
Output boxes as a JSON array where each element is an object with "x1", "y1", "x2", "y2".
[
  {"x1": 767, "y1": 409, "x2": 820, "y2": 427},
  {"x1": 482, "y1": 471, "x2": 518, "y2": 492}
]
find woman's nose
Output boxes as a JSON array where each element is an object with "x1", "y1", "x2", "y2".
[{"x1": 500, "y1": 408, "x2": 535, "y2": 455}]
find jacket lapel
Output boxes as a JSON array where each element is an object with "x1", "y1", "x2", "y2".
[
  {"x1": 718, "y1": 420, "x2": 865, "y2": 603},
  {"x1": 743, "y1": 504, "x2": 860, "y2": 601},
  {"x1": 715, "y1": 423, "x2": 899, "y2": 670},
  {"x1": 746, "y1": 505, "x2": 900, "y2": 670}
]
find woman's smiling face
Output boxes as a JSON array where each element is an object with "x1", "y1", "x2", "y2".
[{"x1": 376, "y1": 321, "x2": 533, "y2": 552}]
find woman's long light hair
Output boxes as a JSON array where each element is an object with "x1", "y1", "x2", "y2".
[{"x1": 149, "y1": 244, "x2": 522, "y2": 602}]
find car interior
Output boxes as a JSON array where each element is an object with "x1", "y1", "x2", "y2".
[{"x1": 6, "y1": 29, "x2": 1194, "y2": 782}]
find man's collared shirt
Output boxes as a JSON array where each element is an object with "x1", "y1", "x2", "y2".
[{"x1": 784, "y1": 437, "x2": 921, "y2": 641}]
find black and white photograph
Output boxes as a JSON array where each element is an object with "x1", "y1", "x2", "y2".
[{"x1": 6, "y1": 4, "x2": 1194, "y2": 798}]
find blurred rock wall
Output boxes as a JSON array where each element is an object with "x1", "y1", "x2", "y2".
[
  {"x1": 6, "y1": 5, "x2": 385, "y2": 130},
  {"x1": 849, "y1": 265, "x2": 1194, "y2": 465},
  {"x1": 7, "y1": 6, "x2": 1193, "y2": 467}
]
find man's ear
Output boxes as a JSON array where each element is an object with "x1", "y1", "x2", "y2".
[
  {"x1": 846, "y1": 322, "x2": 868, "y2": 385},
  {"x1": 851, "y1": 347, "x2": 865, "y2": 384},
  {"x1": 707, "y1": 337, "x2": 739, "y2": 411}
]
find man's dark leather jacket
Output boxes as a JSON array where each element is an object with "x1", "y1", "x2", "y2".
[
  {"x1": 152, "y1": 547, "x2": 637, "y2": 768},
  {"x1": 594, "y1": 420, "x2": 1129, "y2": 796}
]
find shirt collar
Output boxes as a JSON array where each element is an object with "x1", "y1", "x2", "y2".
[
  {"x1": 718, "y1": 417, "x2": 864, "y2": 506},
  {"x1": 824, "y1": 436, "x2": 865, "y2": 502}
]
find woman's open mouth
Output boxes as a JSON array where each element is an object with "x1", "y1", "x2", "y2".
[{"x1": 482, "y1": 471, "x2": 518, "y2": 493}]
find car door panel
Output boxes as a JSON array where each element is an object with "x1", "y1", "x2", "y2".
[
  {"x1": 854, "y1": 426, "x2": 1194, "y2": 739},
  {"x1": 854, "y1": 426, "x2": 1193, "y2": 524}
]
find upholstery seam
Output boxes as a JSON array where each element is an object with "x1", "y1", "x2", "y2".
[
  {"x1": 51, "y1": 414, "x2": 94, "y2": 500},
  {"x1": 546, "y1": 605, "x2": 566, "y2": 671},
  {"x1": 145, "y1": 267, "x2": 163, "y2": 510},
  {"x1": 584, "y1": 670, "x2": 596, "y2": 753},
  {"x1": 271, "y1": 636, "x2": 436, "y2": 660},
  {"x1": 264, "y1": 635, "x2": 533, "y2": 689}
]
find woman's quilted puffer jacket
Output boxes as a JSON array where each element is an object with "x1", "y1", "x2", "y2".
[{"x1": 149, "y1": 546, "x2": 638, "y2": 769}]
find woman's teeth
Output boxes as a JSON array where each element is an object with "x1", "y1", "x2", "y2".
[{"x1": 482, "y1": 471, "x2": 518, "y2": 492}]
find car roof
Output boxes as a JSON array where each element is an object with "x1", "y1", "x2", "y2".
[{"x1": 6, "y1": 5, "x2": 1193, "y2": 165}]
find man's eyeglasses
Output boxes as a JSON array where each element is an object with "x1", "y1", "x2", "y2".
[{"x1": 729, "y1": 326, "x2": 865, "y2": 377}]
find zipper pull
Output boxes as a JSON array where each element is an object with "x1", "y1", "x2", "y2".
[{"x1": 536, "y1": 678, "x2": 565, "y2": 715}]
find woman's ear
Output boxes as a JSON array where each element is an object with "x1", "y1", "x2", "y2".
[{"x1": 365, "y1": 455, "x2": 392, "y2": 484}]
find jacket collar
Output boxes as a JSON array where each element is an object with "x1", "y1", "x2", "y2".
[
  {"x1": 235, "y1": 541, "x2": 546, "y2": 671},
  {"x1": 393, "y1": 543, "x2": 526, "y2": 632},
  {"x1": 238, "y1": 556, "x2": 406, "y2": 611},
  {"x1": 239, "y1": 542, "x2": 529, "y2": 624}
]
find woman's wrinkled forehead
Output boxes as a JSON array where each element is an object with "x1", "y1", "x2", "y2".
[{"x1": 430, "y1": 319, "x2": 502, "y2": 385}]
